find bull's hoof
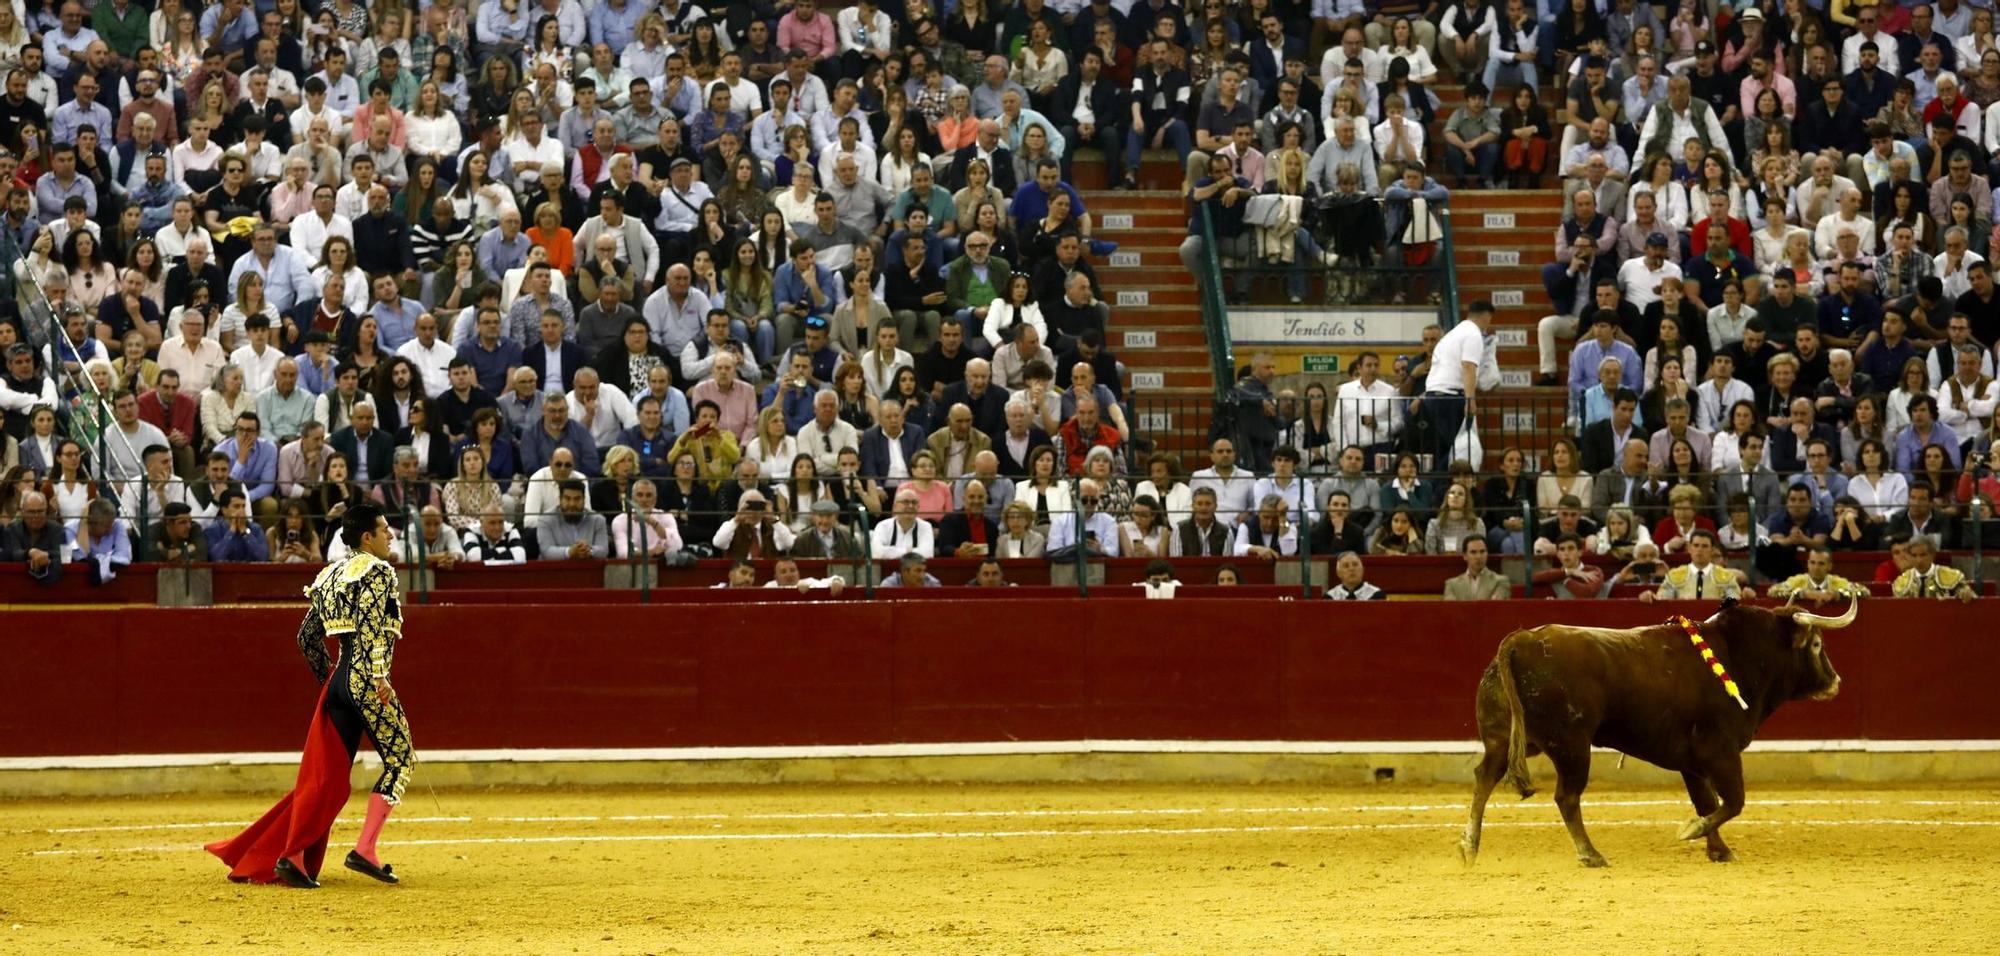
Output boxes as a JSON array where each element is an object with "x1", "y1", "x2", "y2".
[
  {"x1": 1676, "y1": 818, "x2": 1710, "y2": 841},
  {"x1": 1455, "y1": 838, "x2": 1479, "y2": 867},
  {"x1": 1707, "y1": 845, "x2": 1737, "y2": 863},
  {"x1": 1577, "y1": 852, "x2": 1609, "y2": 868}
]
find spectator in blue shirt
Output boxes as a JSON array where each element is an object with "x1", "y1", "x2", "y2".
[
  {"x1": 772, "y1": 241, "x2": 841, "y2": 353},
  {"x1": 589, "y1": 0, "x2": 647, "y2": 51},
  {"x1": 34, "y1": 144, "x2": 95, "y2": 221},
  {"x1": 204, "y1": 489, "x2": 272, "y2": 561},
  {"x1": 1567, "y1": 310, "x2": 1643, "y2": 409},
  {"x1": 198, "y1": 0, "x2": 259, "y2": 57},
  {"x1": 763, "y1": 350, "x2": 823, "y2": 432},
  {"x1": 212, "y1": 410, "x2": 280, "y2": 522},
  {"x1": 619, "y1": 394, "x2": 678, "y2": 477},
  {"x1": 228, "y1": 224, "x2": 320, "y2": 311},
  {"x1": 367, "y1": 272, "x2": 424, "y2": 351},
  {"x1": 476, "y1": 208, "x2": 534, "y2": 279},
  {"x1": 519, "y1": 391, "x2": 604, "y2": 477},
  {"x1": 461, "y1": 305, "x2": 523, "y2": 395},
  {"x1": 69, "y1": 497, "x2": 130, "y2": 584},
  {"x1": 49, "y1": 69, "x2": 112, "y2": 146}
]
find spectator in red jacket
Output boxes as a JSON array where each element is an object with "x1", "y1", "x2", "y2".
[
  {"x1": 1058, "y1": 394, "x2": 1119, "y2": 474},
  {"x1": 138, "y1": 368, "x2": 201, "y2": 479}
]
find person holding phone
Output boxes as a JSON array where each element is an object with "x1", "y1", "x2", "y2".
[
  {"x1": 712, "y1": 488, "x2": 792, "y2": 558},
  {"x1": 1603, "y1": 541, "x2": 1666, "y2": 593}
]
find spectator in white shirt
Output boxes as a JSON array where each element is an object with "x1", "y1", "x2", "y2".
[
  {"x1": 505, "y1": 113, "x2": 565, "y2": 192},
  {"x1": 288, "y1": 183, "x2": 352, "y2": 267},
  {"x1": 227, "y1": 315, "x2": 284, "y2": 394},
  {"x1": 394, "y1": 312, "x2": 458, "y2": 397},
  {"x1": 871, "y1": 485, "x2": 937, "y2": 557},
  {"x1": 1334, "y1": 351, "x2": 1402, "y2": 449},
  {"x1": 565, "y1": 366, "x2": 639, "y2": 450}
]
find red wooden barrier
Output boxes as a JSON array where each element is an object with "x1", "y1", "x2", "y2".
[{"x1": 1, "y1": 600, "x2": 1990, "y2": 758}]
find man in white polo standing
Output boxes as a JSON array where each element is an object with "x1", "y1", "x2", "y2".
[{"x1": 1416, "y1": 299, "x2": 1491, "y2": 469}]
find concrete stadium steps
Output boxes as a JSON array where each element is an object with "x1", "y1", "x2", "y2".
[
  {"x1": 1080, "y1": 187, "x2": 1217, "y2": 408},
  {"x1": 1446, "y1": 189, "x2": 1569, "y2": 385}
]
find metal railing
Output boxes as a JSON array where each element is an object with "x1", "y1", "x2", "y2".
[
  {"x1": 1204, "y1": 204, "x2": 1460, "y2": 322},
  {"x1": 1193, "y1": 201, "x2": 1237, "y2": 405},
  {"x1": 1133, "y1": 392, "x2": 1577, "y2": 475},
  {"x1": 27, "y1": 470, "x2": 1989, "y2": 600}
]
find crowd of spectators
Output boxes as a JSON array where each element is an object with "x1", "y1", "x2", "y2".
[
  {"x1": 0, "y1": 0, "x2": 1206, "y2": 579},
  {"x1": 1507, "y1": 0, "x2": 2000, "y2": 598},
  {"x1": 0, "y1": 0, "x2": 1993, "y2": 603}
]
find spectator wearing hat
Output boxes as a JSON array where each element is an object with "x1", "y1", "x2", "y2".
[
  {"x1": 792, "y1": 497, "x2": 864, "y2": 558},
  {"x1": 1615, "y1": 230, "x2": 1681, "y2": 312},
  {"x1": 653, "y1": 156, "x2": 714, "y2": 270}
]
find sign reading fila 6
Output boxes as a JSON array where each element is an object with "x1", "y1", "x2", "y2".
[{"x1": 1228, "y1": 309, "x2": 1441, "y2": 346}]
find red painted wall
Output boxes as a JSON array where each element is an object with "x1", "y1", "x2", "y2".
[{"x1": 3, "y1": 601, "x2": 1991, "y2": 758}]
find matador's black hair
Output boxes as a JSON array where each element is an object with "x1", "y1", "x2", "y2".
[{"x1": 341, "y1": 503, "x2": 386, "y2": 549}]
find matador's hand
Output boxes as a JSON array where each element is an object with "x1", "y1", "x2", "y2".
[{"x1": 375, "y1": 678, "x2": 396, "y2": 707}]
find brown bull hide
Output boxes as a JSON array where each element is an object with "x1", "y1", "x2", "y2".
[{"x1": 1456, "y1": 600, "x2": 1851, "y2": 868}]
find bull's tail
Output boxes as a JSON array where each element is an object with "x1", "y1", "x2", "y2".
[{"x1": 1495, "y1": 632, "x2": 1536, "y2": 799}]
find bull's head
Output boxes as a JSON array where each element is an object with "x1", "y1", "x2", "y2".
[{"x1": 1784, "y1": 600, "x2": 1856, "y2": 701}]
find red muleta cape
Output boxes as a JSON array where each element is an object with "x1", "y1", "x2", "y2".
[{"x1": 204, "y1": 679, "x2": 355, "y2": 883}]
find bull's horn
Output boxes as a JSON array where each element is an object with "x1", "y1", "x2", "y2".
[{"x1": 1792, "y1": 600, "x2": 1859, "y2": 630}]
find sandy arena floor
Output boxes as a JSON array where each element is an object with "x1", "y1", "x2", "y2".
[{"x1": 2, "y1": 782, "x2": 1996, "y2": 954}]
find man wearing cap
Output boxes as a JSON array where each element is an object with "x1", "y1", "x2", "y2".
[
  {"x1": 1615, "y1": 230, "x2": 1682, "y2": 311},
  {"x1": 792, "y1": 497, "x2": 863, "y2": 558},
  {"x1": 652, "y1": 157, "x2": 712, "y2": 271}
]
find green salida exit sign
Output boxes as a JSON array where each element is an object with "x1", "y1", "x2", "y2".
[{"x1": 1301, "y1": 354, "x2": 1341, "y2": 373}]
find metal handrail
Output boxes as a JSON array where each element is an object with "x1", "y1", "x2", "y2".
[
  {"x1": 32, "y1": 265, "x2": 139, "y2": 497},
  {"x1": 1437, "y1": 207, "x2": 1461, "y2": 328},
  {"x1": 1071, "y1": 473, "x2": 1088, "y2": 597},
  {"x1": 1194, "y1": 201, "x2": 1237, "y2": 406},
  {"x1": 1296, "y1": 490, "x2": 1313, "y2": 599},
  {"x1": 1517, "y1": 499, "x2": 1535, "y2": 594},
  {"x1": 857, "y1": 499, "x2": 874, "y2": 599}
]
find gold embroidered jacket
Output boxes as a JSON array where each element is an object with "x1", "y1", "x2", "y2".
[{"x1": 295, "y1": 552, "x2": 402, "y2": 684}]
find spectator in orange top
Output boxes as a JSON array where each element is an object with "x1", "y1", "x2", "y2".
[{"x1": 527, "y1": 201, "x2": 575, "y2": 276}]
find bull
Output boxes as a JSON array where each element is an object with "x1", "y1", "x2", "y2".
[{"x1": 1457, "y1": 599, "x2": 1855, "y2": 867}]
